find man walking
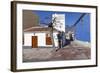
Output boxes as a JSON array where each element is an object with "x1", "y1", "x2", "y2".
[{"x1": 56, "y1": 31, "x2": 62, "y2": 51}]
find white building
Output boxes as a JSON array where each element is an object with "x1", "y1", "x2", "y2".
[
  {"x1": 23, "y1": 27, "x2": 58, "y2": 48},
  {"x1": 23, "y1": 13, "x2": 66, "y2": 48},
  {"x1": 52, "y1": 13, "x2": 65, "y2": 32}
]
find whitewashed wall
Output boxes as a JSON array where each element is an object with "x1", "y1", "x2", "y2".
[
  {"x1": 35, "y1": 33, "x2": 46, "y2": 47},
  {"x1": 52, "y1": 14, "x2": 65, "y2": 32},
  {"x1": 24, "y1": 32, "x2": 58, "y2": 47},
  {"x1": 24, "y1": 33, "x2": 34, "y2": 46},
  {"x1": 24, "y1": 32, "x2": 46, "y2": 46},
  {"x1": 53, "y1": 32, "x2": 58, "y2": 47}
]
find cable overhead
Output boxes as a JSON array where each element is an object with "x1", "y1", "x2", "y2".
[{"x1": 72, "y1": 13, "x2": 86, "y2": 27}]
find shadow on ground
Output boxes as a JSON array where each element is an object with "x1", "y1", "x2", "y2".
[{"x1": 23, "y1": 42, "x2": 91, "y2": 62}]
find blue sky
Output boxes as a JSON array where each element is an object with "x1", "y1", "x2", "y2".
[{"x1": 33, "y1": 10, "x2": 90, "y2": 42}]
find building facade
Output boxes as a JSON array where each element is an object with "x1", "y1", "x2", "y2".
[{"x1": 52, "y1": 13, "x2": 65, "y2": 32}]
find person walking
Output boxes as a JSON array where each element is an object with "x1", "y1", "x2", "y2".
[{"x1": 56, "y1": 31, "x2": 62, "y2": 51}]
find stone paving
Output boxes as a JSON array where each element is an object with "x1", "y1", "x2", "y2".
[{"x1": 23, "y1": 42, "x2": 91, "y2": 62}]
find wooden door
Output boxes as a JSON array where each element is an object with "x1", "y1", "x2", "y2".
[
  {"x1": 46, "y1": 34, "x2": 52, "y2": 45},
  {"x1": 46, "y1": 37, "x2": 52, "y2": 45},
  {"x1": 32, "y1": 36, "x2": 38, "y2": 48}
]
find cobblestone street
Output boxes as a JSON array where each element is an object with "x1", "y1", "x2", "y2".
[{"x1": 23, "y1": 41, "x2": 91, "y2": 62}]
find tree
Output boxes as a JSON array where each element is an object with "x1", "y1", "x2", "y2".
[
  {"x1": 41, "y1": 15, "x2": 64, "y2": 48},
  {"x1": 41, "y1": 17, "x2": 57, "y2": 48}
]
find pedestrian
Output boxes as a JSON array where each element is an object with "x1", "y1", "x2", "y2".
[{"x1": 56, "y1": 31, "x2": 62, "y2": 51}]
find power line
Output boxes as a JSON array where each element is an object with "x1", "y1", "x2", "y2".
[{"x1": 72, "y1": 13, "x2": 86, "y2": 27}]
